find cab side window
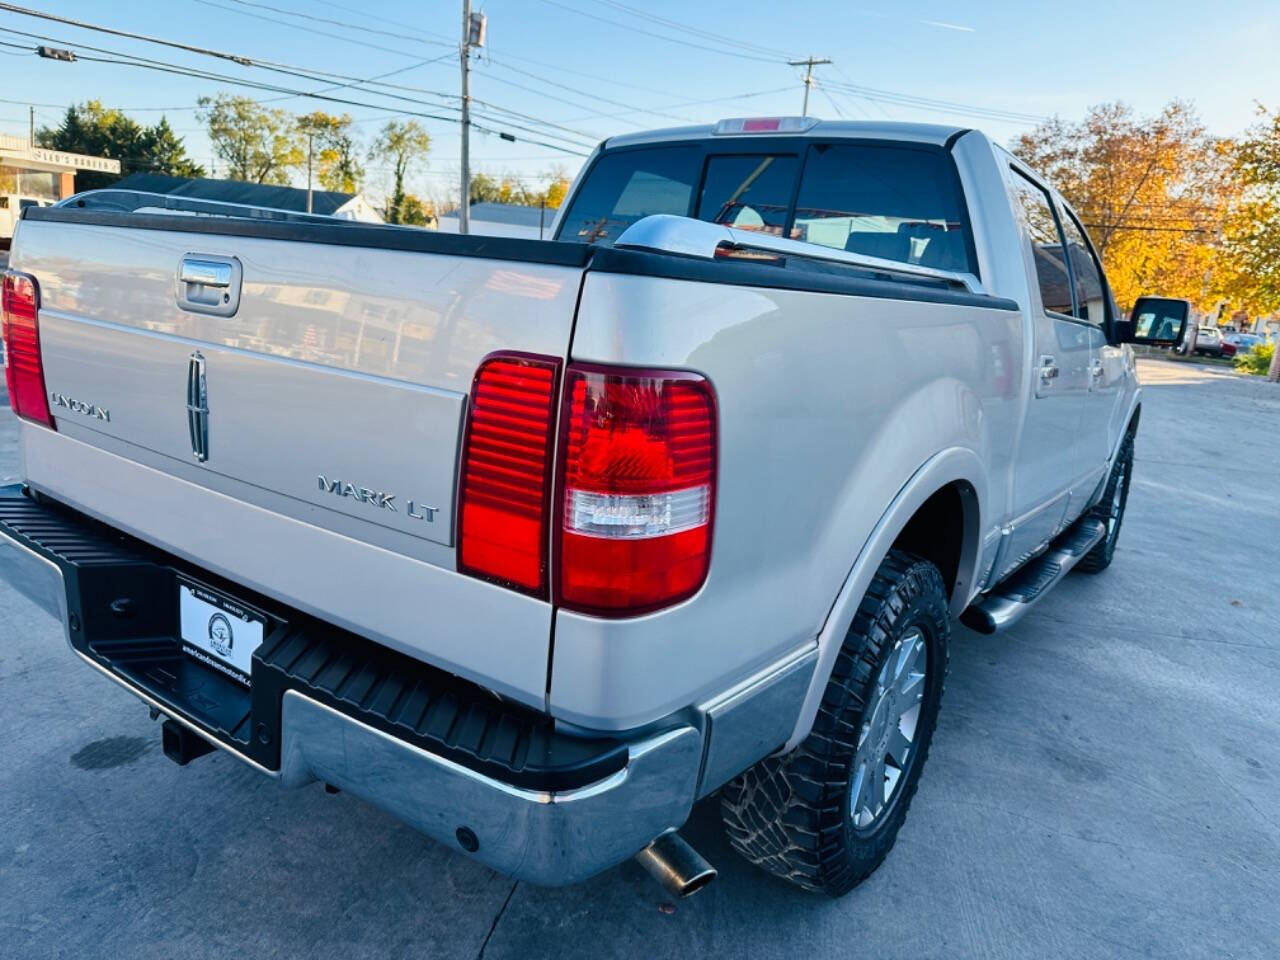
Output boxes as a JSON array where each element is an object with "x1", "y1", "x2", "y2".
[
  {"x1": 1008, "y1": 170, "x2": 1073, "y2": 316},
  {"x1": 1058, "y1": 209, "x2": 1109, "y2": 327}
]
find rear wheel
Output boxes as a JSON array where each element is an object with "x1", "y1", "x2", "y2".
[
  {"x1": 1078, "y1": 431, "x2": 1134, "y2": 574},
  {"x1": 719, "y1": 550, "x2": 949, "y2": 896}
]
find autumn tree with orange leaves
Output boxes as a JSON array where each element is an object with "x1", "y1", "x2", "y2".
[{"x1": 1014, "y1": 102, "x2": 1235, "y2": 313}]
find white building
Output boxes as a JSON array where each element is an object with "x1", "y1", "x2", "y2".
[{"x1": 435, "y1": 202, "x2": 558, "y2": 240}]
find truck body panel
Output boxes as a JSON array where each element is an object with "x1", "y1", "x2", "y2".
[
  {"x1": 553, "y1": 265, "x2": 1021, "y2": 728},
  {"x1": 0, "y1": 118, "x2": 1151, "y2": 889},
  {"x1": 12, "y1": 216, "x2": 592, "y2": 707}
]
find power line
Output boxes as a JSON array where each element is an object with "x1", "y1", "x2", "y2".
[
  {"x1": 0, "y1": 1, "x2": 256, "y2": 64},
  {"x1": 822, "y1": 78, "x2": 1046, "y2": 124},
  {"x1": 21, "y1": 38, "x2": 590, "y2": 157},
  {"x1": 557, "y1": 86, "x2": 794, "y2": 124},
  {"x1": 201, "y1": 0, "x2": 454, "y2": 49},
  {"x1": 0, "y1": 11, "x2": 461, "y2": 110},
  {"x1": 185, "y1": 0, "x2": 440, "y2": 60},
  {"x1": 0, "y1": 20, "x2": 596, "y2": 155},
  {"x1": 579, "y1": 0, "x2": 800, "y2": 59},
  {"x1": 529, "y1": 0, "x2": 787, "y2": 63},
  {"x1": 482, "y1": 48, "x2": 685, "y2": 100},
  {"x1": 305, "y1": 0, "x2": 456, "y2": 45},
  {"x1": 479, "y1": 59, "x2": 694, "y2": 125},
  {"x1": 0, "y1": 7, "x2": 607, "y2": 149}
]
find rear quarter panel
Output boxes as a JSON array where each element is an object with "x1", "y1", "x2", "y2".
[{"x1": 550, "y1": 269, "x2": 1024, "y2": 729}]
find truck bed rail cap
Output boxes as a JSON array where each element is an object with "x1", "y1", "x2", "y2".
[{"x1": 614, "y1": 215, "x2": 983, "y2": 295}]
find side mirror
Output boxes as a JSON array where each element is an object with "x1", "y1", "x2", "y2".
[{"x1": 1124, "y1": 296, "x2": 1189, "y2": 346}]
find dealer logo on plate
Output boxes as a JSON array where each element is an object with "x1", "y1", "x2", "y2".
[{"x1": 207, "y1": 613, "x2": 234, "y2": 658}]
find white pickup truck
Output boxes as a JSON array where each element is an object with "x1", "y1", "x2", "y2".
[{"x1": 0, "y1": 118, "x2": 1186, "y2": 898}]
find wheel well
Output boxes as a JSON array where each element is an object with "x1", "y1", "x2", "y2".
[{"x1": 890, "y1": 481, "x2": 977, "y2": 604}]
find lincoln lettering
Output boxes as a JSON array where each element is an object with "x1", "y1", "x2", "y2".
[
  {"x1": 317, "y1": 475, "x2": 436, "y2": 521},
  {"x1": 49, "y1": 392, "x2": 110, "y2": 421}
]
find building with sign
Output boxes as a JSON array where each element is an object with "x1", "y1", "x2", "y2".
[{"x1": 0, "y1": 133, "x2": 121, "y2": 203}]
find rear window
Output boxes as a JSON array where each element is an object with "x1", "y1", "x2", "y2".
[
  {"x1": 696, "y1": 154, "x2": 798, "y2": 236},
  {"x1": 557, "y1": 140, "x2": 975, "y2": 273},
  {"x1": 555, "y1": 147, "x2": 700, "y2": 246},
  {"x1": 792, "y1": 144, "x2": 974, "y2": 273}
]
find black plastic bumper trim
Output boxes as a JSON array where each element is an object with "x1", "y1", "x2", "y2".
[{"x1": 0, "y1": 488, "x2": 628, "y2": 791}]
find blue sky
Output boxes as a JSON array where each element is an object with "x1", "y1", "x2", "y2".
[{"x1": 3, "y1": 0, "x2": 1278, "y2": 206}]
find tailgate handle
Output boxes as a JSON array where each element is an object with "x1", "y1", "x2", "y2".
[
  {"x1": 176, "y1": 254, "x2": 242, "y2": 317},
  {"x1": 180, "y1": 259, "x2": 232, "y2": 287}
]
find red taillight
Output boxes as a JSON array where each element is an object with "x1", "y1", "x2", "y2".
[
  {"x1": 556, "y1": 364, "x2": 716, "y2": 616},
  {"x1": 456, "y1": 353, "x2": 561, "y2": 596},
  {"x1": 1, "y1": 271, "x2": 53, "y2": 428},
  {"x1": 742, "y1": 118, "x2": 782, "y2": 132}
]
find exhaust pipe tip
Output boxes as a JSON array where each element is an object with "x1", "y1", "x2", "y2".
[{"x1": 634, "y1": 832, "x2": 717, "y2": 898}]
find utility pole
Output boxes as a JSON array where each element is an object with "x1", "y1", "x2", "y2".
[
  {"x1": 305, "y1": 132, "x2": 314, "y2": 214},
  {"x1": 28, "y1": 105, "x2": 34, "y2": 146},
  {"x1": 460, "y1": 1, "x2": 472, "y2": 235},
  {"x1": 787, "y1": 56, "x2": 831, "y2": 118},
  {"x1": 459, "y1": 4, "x2": 486, "y2": 234}
]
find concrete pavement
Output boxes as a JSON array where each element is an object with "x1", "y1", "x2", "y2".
[{"x1": 2, "y1": 358, "x2": 1278, "y2": 959}]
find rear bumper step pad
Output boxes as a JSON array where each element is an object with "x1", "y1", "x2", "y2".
[{"x1": 0, "y1": 486, "x2": 627, "y2": 790}]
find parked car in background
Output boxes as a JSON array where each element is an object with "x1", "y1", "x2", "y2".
[
  {"x1": 1224, "y1": 332, "x2": 1263, "y2": 355},
  {"x1": 0, "y1": 195, "x2": 51, "y2": 248},
  {"x1": 1195, "y1": 326, "x2": 1224, "y2": 357}
]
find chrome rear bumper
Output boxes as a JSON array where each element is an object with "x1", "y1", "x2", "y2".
[
  {"x1": 0, "y1": 491, "x2": 705, "y2": 884},
  {"x1": 0, "y1": 484, "x2": 814, "y2": 886},
  {"x1": 278, "y1": 692, "x2": 702, "y2": 885}
]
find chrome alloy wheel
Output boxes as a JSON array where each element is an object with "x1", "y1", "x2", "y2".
[{"x1": 849, "y1": 628, "x2": 928, "y2": 831}]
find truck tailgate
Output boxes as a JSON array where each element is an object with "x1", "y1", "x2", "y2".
[{"x1": 11, "y1": 212, "x2": 589, "y2": 708}]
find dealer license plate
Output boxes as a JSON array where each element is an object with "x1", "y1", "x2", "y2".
[{"x1": 178, "y1": 580, "x2": 266, "y2": 686}]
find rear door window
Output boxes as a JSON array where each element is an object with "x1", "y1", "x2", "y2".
[
  {"x1": 1007, "y1": 170, "x2": 1074, "y2": 316},
  {"x1": 696, "y1": 154, "x2": 798, "y2": 236},
  {"x1": 1058, "y1": 209, "x2": 1109, "y2": 327},
  {"x1": 555, "y1": 147, "x2": 700, "y2": 246},
  {"x1": 792, "y1": 144, "x2": 975, "y2": 273}
]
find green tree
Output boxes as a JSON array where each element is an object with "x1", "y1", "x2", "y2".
[
  {"x1": 469, "y1": 171, "x2": 502, "y2": 205},
  {"x1": 398, "y1": 193, "x2": 435, "y2": 227},
  {"x1": 36, "y1": 100, "x2": 203, "y2": 191},
  {"x1": 370, "y1": 120, "x2": 430, "y2": 224},
  {"x1": 1234, "y1": 341, "x2": 1275, "y2": 376},
  {"x1": 297, "y1": 111, "x2": 363, "y2": 193},
  {"x1": 469, "y1": 168, "x2": 571, "y2": 209},
  {"x1": 198, "y1": 95, "x2": 303, "y2": 185}
]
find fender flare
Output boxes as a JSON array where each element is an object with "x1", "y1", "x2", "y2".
[
  {"x1": 1119, "y1": 391, "x2": 1142, "y2": 451},
  {"x1": 783, "y1": 446, "x2": 987, "y2": 751}
]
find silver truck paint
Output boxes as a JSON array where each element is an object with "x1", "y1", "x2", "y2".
[{"x1": 1, "y1": 120, "x2": 1144, "y2": 887}]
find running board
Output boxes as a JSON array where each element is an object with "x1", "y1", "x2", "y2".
[{"x1": 961, "y1": 518, "x2": 1106, "y2": 635}]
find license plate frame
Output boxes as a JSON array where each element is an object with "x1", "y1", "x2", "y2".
[{"x1": 177, "y1": 579, "x2": 267, "y2": 687}]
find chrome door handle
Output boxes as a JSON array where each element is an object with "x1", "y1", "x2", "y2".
[
  {"x1": 1038, "y1": 355, "x2": 1060, "y2": 382},
  {"x1": 180, "y1": 258, "x2": 232, "y2": 288}
]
